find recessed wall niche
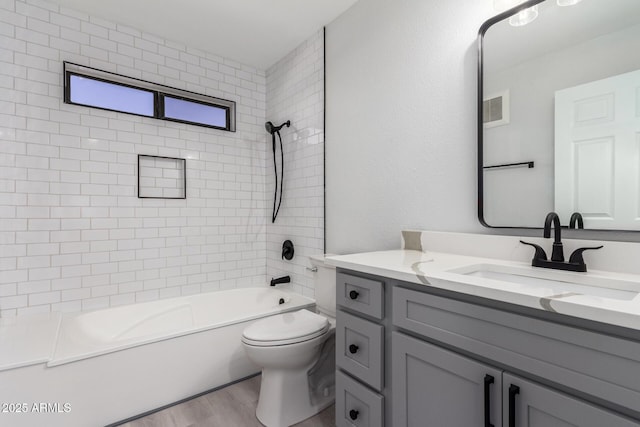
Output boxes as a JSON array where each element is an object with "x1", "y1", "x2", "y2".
[{"x1": 137, "y1": 155, "x2": 187, "y2": 199}]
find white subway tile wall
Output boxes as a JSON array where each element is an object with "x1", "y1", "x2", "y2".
[
  {"x1": 266, "y1": 30, "x2": 325, "y2": 298},
  {"x1": 0, "y1": 0, "x2": 274, "y2": 316}
]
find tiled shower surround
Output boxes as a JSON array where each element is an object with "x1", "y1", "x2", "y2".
[
  {"x1": 266, "y1": 30, "x2": 324, "y2": 298},
  {"x1": 0, "y1": 0, "x2": 324, "y2": 317}
]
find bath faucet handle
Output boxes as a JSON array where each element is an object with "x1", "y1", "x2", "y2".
[
  {"x1": 282, "y1": 240, "x2": 294, "y2": 260},
  {"x1": 568, "y1": 245, "x2": 603, "y2": 265},
  {"x1": 520, "y1": 240, "x2": 547, "y2": 262}
]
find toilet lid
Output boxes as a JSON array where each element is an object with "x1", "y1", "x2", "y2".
[{"x1": 242, "y1": 309, "x2": 329, "y2": 345}]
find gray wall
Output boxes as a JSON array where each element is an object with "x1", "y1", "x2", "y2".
[
  {"x1": 325, "y1": 0, "x2": 492, "y2": 254},
  {"x1": 325, "y1": 0, "x2": 640, "y2": 254}
]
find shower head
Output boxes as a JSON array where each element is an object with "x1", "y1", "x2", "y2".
[
  {"x1": 265, "y1": 121, "x2": 275, "y2": 134},
  {"x1": 265, "y1": 120, "x2": 291, "y2": 135}
]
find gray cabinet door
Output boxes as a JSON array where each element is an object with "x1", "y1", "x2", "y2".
[
  {"x1": 503, "y1": 373, "x2": 640, "y2": 427},
  {"x1": 392, "y1": 332, "x2": 503, "y2": 427}
]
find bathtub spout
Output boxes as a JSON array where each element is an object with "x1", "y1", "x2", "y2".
[{"x1": 270, "y1": 275, "x2": 291, "y2": 286}]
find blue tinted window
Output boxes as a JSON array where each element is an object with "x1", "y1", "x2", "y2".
[
  {"x1": 69, "y1": 74, "x2": 155, "y2": 117},
  {"x1": 64, "y1": 62, "x2": 235, "y2": 131},
  {"x1": 162, "y1": 96, "x2": 228, "y2": 128}
]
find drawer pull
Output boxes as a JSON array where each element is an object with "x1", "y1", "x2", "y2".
[
  {"x1": 349, "y1": 290, "x2": 360, "y2": 300},
  {"x1": 349, "y1": 344, "x2": 359, "y2": 354},
  {"x1": 508, "y1": 384, "x2": 520, "y2": 427},
  {"x1": 484, "y1": 374, "x2": 494, "y2": 427},
  {"x1": 349, "y1": 409, "x2": 359, "y2": 420}
]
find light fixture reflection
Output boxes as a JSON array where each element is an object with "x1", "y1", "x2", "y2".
[
  {"x1": 493, "y1": 1, "x2": 539, "y2": 27},
  {"x1": 509, "y1": 5, "x2": 539, "y2": 26},
  {"x1": 557, "y1": 0, "x2": 583, "y2": 6}
]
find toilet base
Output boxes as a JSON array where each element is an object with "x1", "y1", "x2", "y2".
[{"x1": 255, "y1": 366, "x2": 334, "y2": 427}]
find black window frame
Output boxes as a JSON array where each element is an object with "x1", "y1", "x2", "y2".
[
  {"x1": 63, "y1": 62, "x2": 236, "y2": 132},
  {"x1": 64, "y1": 71, "x2": 158, "y2": 118},
  {"x1": 158, "y1": 93, "x2": 231, "y2": 131}
]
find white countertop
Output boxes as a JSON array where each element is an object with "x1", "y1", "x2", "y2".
[{"x1": 326, "y1": 248, "x2": 640, "y2": 331}]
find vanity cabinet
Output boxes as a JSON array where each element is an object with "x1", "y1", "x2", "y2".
[
  {"x1": 392, "y1": 332, "x2": 636, "y2": 427},
  {"x1": 334, "y1": 267, "x2": 640, "y2": 426},
  {"x1": 391, "y1": 284, "x2": 640, "y2": 426}
]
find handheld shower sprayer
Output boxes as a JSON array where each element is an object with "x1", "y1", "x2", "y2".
[
  {"x1": 266, "y1": 120, "x2": 292, "y2": 223},
  {"x1": 265, "y1": 120, "x2": 290, "y2": 135}
]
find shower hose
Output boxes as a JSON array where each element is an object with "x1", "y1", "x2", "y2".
[{"x1": 272, "y1": 130, "x2": 283, "y2": 223}]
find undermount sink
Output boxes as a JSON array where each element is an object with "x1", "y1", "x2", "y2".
[{"x1": 448, "y1": 263, "x2": 640, "y2": 301}]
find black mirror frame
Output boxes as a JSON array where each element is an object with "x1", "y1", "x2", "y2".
[{"x1": 477, "y1": 0, "x2": 546, "y2": 229}]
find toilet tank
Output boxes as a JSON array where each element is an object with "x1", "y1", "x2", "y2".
[{"x1": 309, "y1": 254, "x2": 336, "y2": 319}]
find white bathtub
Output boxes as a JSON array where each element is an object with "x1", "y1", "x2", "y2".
[{"x1": 0, "y1": 287, "x2": 315, "y2": 427}]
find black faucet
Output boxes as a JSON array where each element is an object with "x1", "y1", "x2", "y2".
[
  {"x1": 270, "y1": 275, "x2": 291, "y2": 286},
  {"x1": 544, "y1": 212, "x2": 564, "y2": 262},
  {"x1": 569, "y1": 212, "x2": 584, "y2": 229},
  {"x1": 521, "y1": 212, "x2": 602, "y2": 272}
]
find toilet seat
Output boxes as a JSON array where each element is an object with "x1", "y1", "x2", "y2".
[{"x1": 242, "y1": 309, "x2": 329, "y2": 347}]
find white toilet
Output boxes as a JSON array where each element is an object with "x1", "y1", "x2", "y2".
[{"x1": 241, "y1": 255, "x2": 336, "y2": 427}]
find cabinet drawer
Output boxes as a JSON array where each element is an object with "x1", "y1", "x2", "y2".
[
  {"x1": 336, "y1": 370, "x2": 384, "y2": 427},
  {"x1": 337, "y1": 271, "x2": 384, "y2": 319},
  {"x1": 336, "y1": 310, "x2": 384, "y2": 391}
]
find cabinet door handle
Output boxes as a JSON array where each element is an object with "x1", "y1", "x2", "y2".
[
  {"x1": 348, "y1": 344, "x2": 359, "y2": 354},
  {"x1": 349, "y1": 409, "x2": 359, "y2": 420},
  {"x1": 484, "y1": 374, "x2": 494, "y2": 427},
  {"x1": 508, "y1": 384, "x2": 520, "y2": 427},
  {"x1": 349, "y1": 290, "x2": 359, "y2": 300}
]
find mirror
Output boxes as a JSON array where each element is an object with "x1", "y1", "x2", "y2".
[{"x1": 479, "y1": 0, "x2": 640, "y2": 230}]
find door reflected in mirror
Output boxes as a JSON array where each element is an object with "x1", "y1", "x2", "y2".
[{"x1": 479, "y1": 0, "x2": 640, "y2": 230}]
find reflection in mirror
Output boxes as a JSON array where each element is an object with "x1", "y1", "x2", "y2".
[{"x1": 479, "y1": 0, "x2": 640, "y2": 230}]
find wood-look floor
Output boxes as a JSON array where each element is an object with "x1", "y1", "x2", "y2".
[{"x1": 117, "y1": 375, "x2": 335, "y2": 427}]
